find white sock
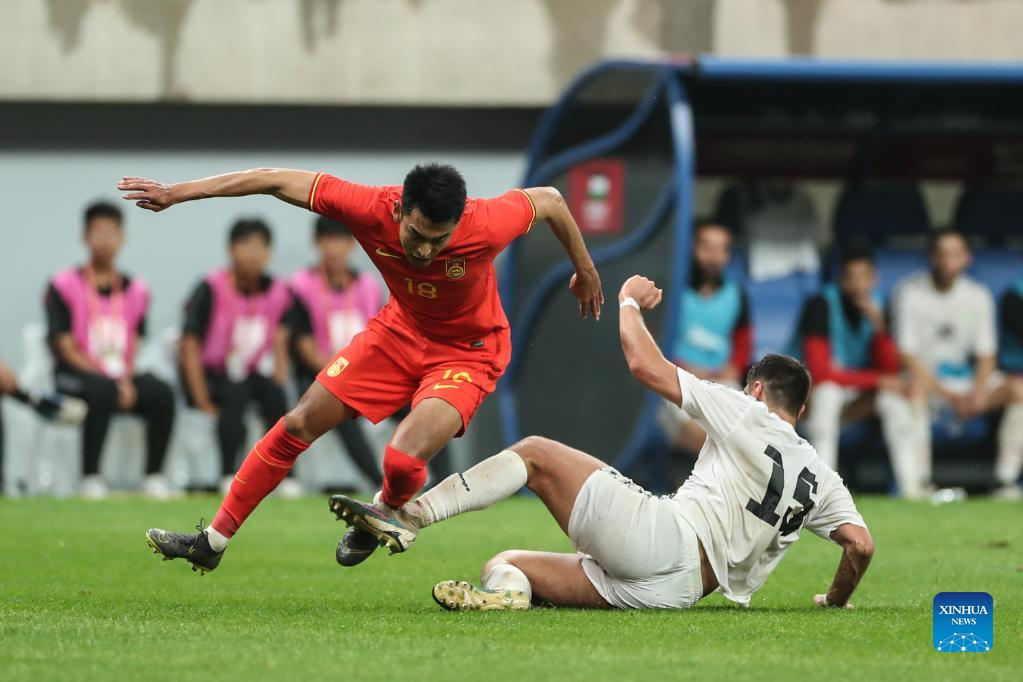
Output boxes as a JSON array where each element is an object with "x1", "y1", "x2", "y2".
[
  {"x1": 406, "y1": 449, "x2": 528, "y2": 528},
  {"x1": 205, "y1": 525, "x2": 230, "y2": 552},
  {"x1": 804, "y1": 384, "x2": 845, "y2": 470},
  {"x1": 482, "y1": 562, "x2": 532, "y2": 602},
  {"x1": 996, "y1": 403, "x2": 1023, "y2": 486}
]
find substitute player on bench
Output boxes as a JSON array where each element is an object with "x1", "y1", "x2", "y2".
[
  {"x1": 335, "y1": 275, "x2": 873, "y2": 610},
  {"x1": 121, "y1": 164, "x2": 602, "y2": 573}
]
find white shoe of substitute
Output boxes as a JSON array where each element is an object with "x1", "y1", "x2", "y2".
[
  {"x1": 432, "y1": 580, "x2": 530, "y2": 612},
  {"x1": 992, "y1": 485, "x2": 1023, "y2": 500},
  {"x1": 54, "y1": 395, "x2": 88, "y2": 426},
  {"x1": 142, "y1": 474, "x2": 178, "y2": 501},
  {"x1": 80, "y1": 475, "x2": 109, "y2": 500},
  {"x1": 277, "y1": 478, "x2": 305, "y2": 499},
  {"x1": 902, "y1": 483, "x2": 937, "y2": 502}
]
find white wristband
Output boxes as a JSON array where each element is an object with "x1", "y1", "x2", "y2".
[{"x1": 620, "y1": 297, "x2": 641, "y2": 311}]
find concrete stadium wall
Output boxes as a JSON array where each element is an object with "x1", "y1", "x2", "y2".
[{"x1": 3, "y1": 0, "x2": 1022, "y2": 106}]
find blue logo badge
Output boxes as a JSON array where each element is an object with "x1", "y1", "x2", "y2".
[{"x1": 933, "y1": 592, "x2": 993, "y2": 652}]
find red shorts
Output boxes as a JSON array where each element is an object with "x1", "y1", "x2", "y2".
[{"x1": 316, "y1": 311, "x2": 511, "y2": 436}]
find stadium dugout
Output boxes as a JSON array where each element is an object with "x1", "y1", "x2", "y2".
[{"x1": 497, "y1": 56, "x2": 1023, "y2": 493}]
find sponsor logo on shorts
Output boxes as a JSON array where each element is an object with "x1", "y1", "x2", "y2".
[
  {"x1": 445, "y1": 257, "x2": 466, "y2": 279},
  {"x1": 432, "y1": 369, "x2": 472, "y2": 391},
  {"x1": 933, "y1": 592, "x2": 993, "y2": 652},
  {"x1": 326, "y1": 356, "x2": 350, "y2": 378}
]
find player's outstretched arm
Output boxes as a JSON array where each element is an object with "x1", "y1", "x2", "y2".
[
  {"x1": 618, "y1": 275, "x2": 681, "y2": 405},
  {"x1": 524, "y1": 187, "x2": 603, "y2": 320},
  {"x1": 815, "y1": 523, "x2": 875, "y2": 609},
  {"x1": 117, "y1": 168, "x2": 319, "y2": 212}
]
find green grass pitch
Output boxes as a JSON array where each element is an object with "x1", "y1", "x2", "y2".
[{"x1": 0, "y1": 495, "x2": 1019, "y2": 681}]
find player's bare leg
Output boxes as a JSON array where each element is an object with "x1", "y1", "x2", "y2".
[
  {"x1": 424, "y1": 436, "x2": 611, "y2": 609},
  {"x1": 433, "y1": 550, "x2": 609, "y2": 611},
  {"x1": 389, "y1": 397, "x2": 464, "y2": 460},
  {"x1": 330, "y1": 397, "x2": 463, "y2": 561},
  {"x1": 283, "y1": 381, "x2": 360, "y2": 442},
  {"x1": 417, "y1": 434, "x2": 607, "y2": 531},
  {"x1": 512, "y1": 436, "x2": 607, "y2": 531},
  {"x1": 331, "y1": 432, "x2": 602, "y2": 555},
  {"x1": 334, "y1": 431, "x2": 609, "y2": 607},
  {"x1": 146, "y1": 382, "x2": 356, "y2": 573}
]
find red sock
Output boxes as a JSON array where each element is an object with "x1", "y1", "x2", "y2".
[
  {"x1": 211, "y1": 419, "x2": 309, "y2": 537},
  {"x1": 381, "y1": 445, "x2": 428, "y2": 508}
]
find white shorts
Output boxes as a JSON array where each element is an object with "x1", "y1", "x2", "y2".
[
  {"x1": 568, "y1": 467, "x2": 703, "y2": 609},
  {"x1": 929, "y1": 371, "x2": 1006, "y2": 414}
]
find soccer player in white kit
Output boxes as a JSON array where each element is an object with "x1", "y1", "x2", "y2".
[
  {"x1": 339, "y1": 275, "x2": 875, "y2": 611},
  {"x1": 887, "y1": 229, "x2": 1023, "y2": 498}
]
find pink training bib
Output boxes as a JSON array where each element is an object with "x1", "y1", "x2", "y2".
[
  {"x1": 290, "y1": 266, "x2": 382, "y2": 357},
  {"x1": 50, "y1": 267, "x2": 149, "y2": 379},
  {"x1": 199, "y1": 268, "x2": 292, "y2": 380}
]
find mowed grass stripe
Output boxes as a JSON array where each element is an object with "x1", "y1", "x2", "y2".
[{"x1": 0, "y1": 496, "x2": 1019, "y2": 681}]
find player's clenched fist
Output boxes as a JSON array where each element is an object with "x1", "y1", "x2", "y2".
[
  {"x1": 619, "y1": 275, "x2": 663, "y2": 310},
  {"x1": 118, "y1": 177, "x2": 179, "y2": 212}
]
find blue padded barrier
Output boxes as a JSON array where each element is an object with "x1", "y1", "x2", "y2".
[
  {"x1": 747, "y1": 272, "x2": 821, "y2": 358},
  {"x1": 971, "y1": 249, "x2": 1021, "y2": 298}
]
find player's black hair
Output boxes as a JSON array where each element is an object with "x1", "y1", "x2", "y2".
[
  {"x1": 693, "y1": 217, "x2": 731, "y2": 236},
  {"x1": 83, "y1": 201, "x2": 123, "y2": 232},
  {"x1": 229, "y1": 218, "x2": 273, "y2": 246},
  {"x1": 401, "y1": 163, "x2": 467, "y2": 225},
  {"x1": 929, "y1": 226, "x2": 969, "y2": 253},
  {"x1": 746, "y1": 354, "x2": 811, "y2": 416},
  {"x1": 840, "y1": 243, "x2": 875, "y2": 268},
  {"x1": 314, "y1": 215, "x2": 353, "y2": 239}
]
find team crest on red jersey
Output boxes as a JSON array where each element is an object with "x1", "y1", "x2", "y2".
[
  {"x1": 445, "y1": 257, "x2": 467, "y2": 280},
  {"x1": 326, "y1": 356, "x2": 349, "y2": 378}
]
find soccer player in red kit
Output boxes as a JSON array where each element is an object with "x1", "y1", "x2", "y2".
[{"x1": 122, "y1": 164, "x2": 603, "y2": 573}]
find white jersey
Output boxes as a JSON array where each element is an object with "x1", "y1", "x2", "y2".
[
  {"x1": 891, "y1": 271, "x2": 996, "y2": 382},
  {"x1": 669, "y1": 368, "x2": 866, "y2": 607}
]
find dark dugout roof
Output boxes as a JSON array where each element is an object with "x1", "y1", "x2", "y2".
[{"x1": 551, "y1": 56, "x2": 1023, "y2": 181}]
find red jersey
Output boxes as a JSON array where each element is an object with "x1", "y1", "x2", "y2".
[{"x1": 308, "y1": 173, "x2": 535, "y2": 343}]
